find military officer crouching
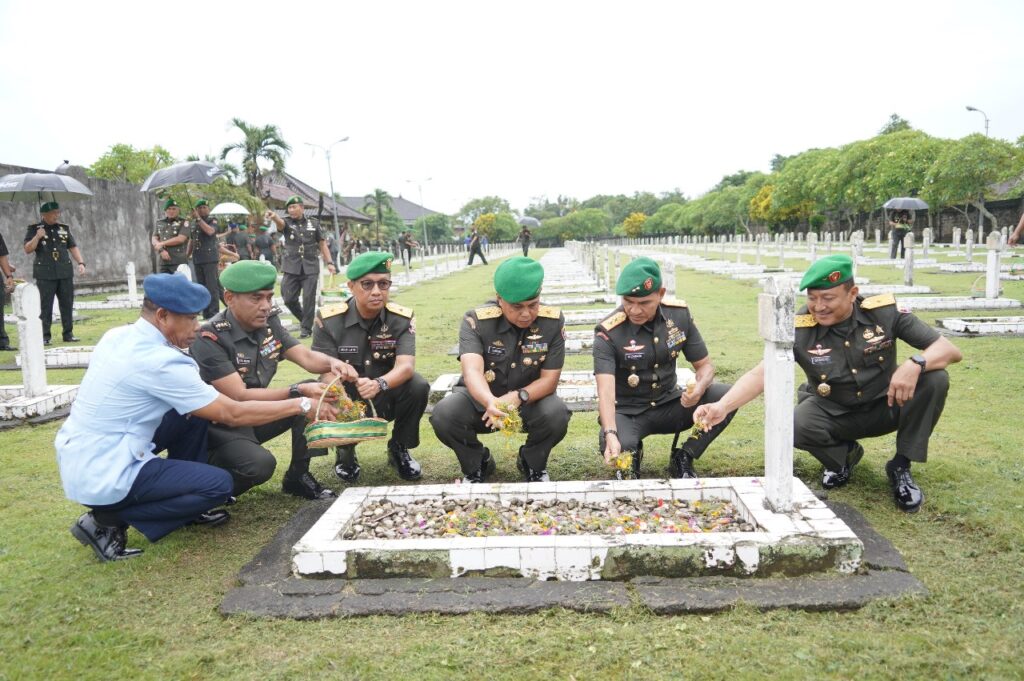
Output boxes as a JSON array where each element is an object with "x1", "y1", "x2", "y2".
[
  {"x1": 190, "y1": 261, "x2": 357, "y2": 499},
  {"x1": 311, "y1": 251, "x2": 429, "y2": 482},
  {"x1": 430, "y1": 257, "x2": 571, "y2": 482},
  {"x1": 595, "y1": 257, "x2": 736, "y2": 478},
  {"x1": 695, "y1": 255, "x2": 962, "y2": 512}
]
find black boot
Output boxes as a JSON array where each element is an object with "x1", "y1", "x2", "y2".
[
  {"x1": 282, "y1": 461, "x2": 336, "y2": 500},
  {"x1": 70, "y1": 513, "x2": 143, "y2": 562},
  {"x1": 822, "y1": 442, "x2": 864, "y2": 490},
  {"x1": 388, "y1": 444, "x2": 422, "y2": 481},
  {"x1": 669, "y1": 449, "x2": 697, "y2": 479},
  {"x1": 463, "y1": 449, "x2": 496, "y2": 483},
  {"x1": 517, "y1": 447, "x2": 549, "y2": 482},
  {"x1": 885, "y1": 459, "x2": 924, "y2": 513},
  {"x1": 334, "y1": 445, "x2": 361, "y2": 483}
]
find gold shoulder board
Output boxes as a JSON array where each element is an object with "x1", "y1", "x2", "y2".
[
  {"x1": 861, "y1": 293, "x2": 896, "y2": 310},
  {"x1": 320, "y1": 301, "x2": 349, "y2": 319},
  {"x1": 475, "y1": 306, "x2": 502, "y2": 320},
  {"x1": 601, "y1": 311, "x2": 627, "y2": 330},
  {"x1": 386, "y1": 302, "x2": 413, "y2": 318},
  {"x1": 537, "y1": 304, "x2": 561, "y2": 319},
  {"x1": 661, "y1": 297, "x2": 688, "y2": 308},
  {"x1": 795, "y1": 314, "x2": 818, "y2": 328}
]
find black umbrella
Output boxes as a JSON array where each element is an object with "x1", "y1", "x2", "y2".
[
  {"x1": 0, "y1": 171, "x2": 94, "y2": 203},
  {"x1": 139, "y1": 161, "x2": 225, "y2": 192},
  {"x1": 517, "y1": 216, "x2": 541, "y2": 228},
  {"x1": 883, "y1": 197, "x2": 929, "y2": 211}
]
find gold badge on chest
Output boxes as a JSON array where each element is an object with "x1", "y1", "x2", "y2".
[
  {"x1": 627, "y1": 373, "x2": 640, "y2": 388},
  {"x1": 817, "y1": 382, "x2": 831, "y2": 397},
  {"x1": 485, "y1": 370, "x2": 496, "y2": 383}
]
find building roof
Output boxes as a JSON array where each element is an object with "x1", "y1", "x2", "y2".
[
  {"x1": 261, "y1": 171, "x2": 372, "y2": 223},
  {"x1": 340, "y1": 194, "x2": 441, "y2": 224}
]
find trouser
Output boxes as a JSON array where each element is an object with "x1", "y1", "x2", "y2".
[
  {"x1": 89, "y1": 410, "x2": 232, "y2": 542},
  {"x1": 36, "y1": 276, "x2": 74, "y2": 340},
  {"x1": 794, "y1": 369, "x2": 950, "y2": 471},
  {"x1": 193, "y1": 261, "x2": 221, "y2": 319},
  {"x1": 430, "y1": 388, "x2": 571, "y2": 475},
  {"x1": 338, "y1": 373, "x2": 429, "y2": 458},
  {"x1": 522, "y1": 243, "x2": 530, "y2": 256},
  {"x1": 468, "y1": 246, "x2": 487, "y2": 265},
  {"x1": 889, "y1": 229, "x2": 908, "y2": 259},
  {"x1": 158, "y1": 260, "x2": 188, "y2": 274},
  {"x1": 281, "y1": 271, "x2": 318, "y2": 334},
  {"x1": 206, "y1": 414, "x2": 319, "y2": 495},
  {"x1": 0, "y1": 284, "x2": 9, "y2": 345},
  {"x1": 598, "y1": 383, "x2": 736, "y2": 461}
]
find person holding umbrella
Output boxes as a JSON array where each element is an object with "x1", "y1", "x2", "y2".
[
  {"x1": 23, "y1": 202, "x2": 86, "y2": 345},
  {"x1": 152, "y1": 198, "x2": 191, "y2": 275},
  {"x1": 190, "y1": 199, "x2": 221, "y2": 319}
]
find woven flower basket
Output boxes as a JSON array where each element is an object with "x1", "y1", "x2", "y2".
[{"x1": 304, "y1": 375, "x2": 388, "y2": 448}]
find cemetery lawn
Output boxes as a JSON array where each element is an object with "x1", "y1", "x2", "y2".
[{"x1": 1, "y1": 248, "x2": 1023, "y2": 680}]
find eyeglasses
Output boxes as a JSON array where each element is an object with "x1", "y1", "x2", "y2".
[{"x1": 358, "y1": 279, "x2": 392, "y2": 291}]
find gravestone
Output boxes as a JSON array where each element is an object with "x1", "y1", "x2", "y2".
[
  {"x1": 986, "y1": 233, "x2": 1002, "y2": 299},
  {"x1": 175, "y1": 263, "x2": 192, "y2": 281},
  {"x1": 758, "y1": 277, "x2": 795, "y2": 512},
  {"x1": 903, "y1": 233, "x2": 915, "y2": 287},
  {"x1": 966, "y1": 229, "x2": 975, "y2": 262},
  {"x1": 126, "y1": 262, "x2": 139, "y2": 306},
  {"x1": 953, "y1": 227, "x2": 962, "y2": 256}
]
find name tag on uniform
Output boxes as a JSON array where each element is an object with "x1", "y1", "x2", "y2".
[
  {"x1": 486, "y1": 344, "x2": 506, "y2": 358},
  {"x1": 235, "y1": 353, "x2": 251, "y2": 366},
  {"x1": 337, "y1": 346, "x2": 360, "y2": 354}
]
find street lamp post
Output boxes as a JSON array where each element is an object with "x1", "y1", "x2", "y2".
[
  {"x1": 305, "y1": 136, "x2": 350, "y2": 267},
  {"x1": 405, "y1": 177, "x2": 432, "y2": 250},
  {"x1": 965, "y1": 106, "x2": 990, "y2": 136}
]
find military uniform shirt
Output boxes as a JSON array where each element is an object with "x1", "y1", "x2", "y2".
[
  {"x1": 280, "y1": 216, "x2": 325, "y2": 276},
  {"x1": 593, "y1": 299, "x2": 707, "y2": 416},
  {"x1": 311, "y1": 300, "x2": 415, "y2": 379},
  {"x1": 191, "y1": 215, "x2": 220, "y2": 265},
  {"x1": 191, "y1": 307, "x2": 299, "y2": 389},
  {"x1": 457, "y1": 301, "x2": 565, "y2": 398},
  {"x1": 155, "y1": 217, "x2": 191, "y2": 265},
  {"x1": 226, "y1": 230, "x2": 253, "y2": 260},
  {"x1": 24, "y1": 222, "x2": 76, "y2": 280},
  {"x1": 253, "y1": 233, "x2": 275, "y2": 260},
  {"x1": 794, "y1": 294, "x2": 940, "y2": 414}
]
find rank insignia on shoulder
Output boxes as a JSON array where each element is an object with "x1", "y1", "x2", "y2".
[
  {"x1": 200, "y1": 331, "x2": 218, "y2": 341},
  {"x1": 385, "y1": 302, "x2": 413, "y2": 318},
  {"x1": 537, "y1": 304, "x2": 560, "y2": 319},
  {"x1": 600, "y1": 311, "x2": 627, "y2": 330},
  {"x1": 320, "y1": 301, "x2": 349, "y2": 318},
  {"x1": 861, "y1": 293, "x2": 896, "y2": 310},
  {"x1": 795, "y1": 314, "x2": 818, "y2": 328},
  {"x1": 475, "y1": 305, "x2": 502, "y2": 320},
  {"x1": 661, "y1": 297, "x2": 688, "y2": 308},
  {"x1": 212, "y1": 319, "x2": 232, "y2": 331}
]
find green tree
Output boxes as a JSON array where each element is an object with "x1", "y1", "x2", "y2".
[
  {"x1": 473, "y1": 213, "x2": 497, "y2": 237},
  {"x1": 621, "y1": 212, "x2": 647, "y2": 238},
  {"x1": 220, "y1": 118, "x2": 291, "y2": 197},
  {"x1": 879, "y1": 114, "x2": 912, "y2": 135},
  {"x1": 362, "y1": 188, "x2": 394, "y2": 243},
  {"x1": 418, "y1": 213, "x2": 453, "y2": 243},
  {"x1": 457, "y1": 196, "x2": 511, "y2": 227},
  {"x1": 88, "y1": 143, "x2": 175, "y2": 184}
]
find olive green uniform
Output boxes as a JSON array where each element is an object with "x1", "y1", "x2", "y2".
[
  {"x1": 190, "y1": 307, "x2": 320, "y2": 494},
  {"x1": 155, "y1": 216, "x2": 191, "y2": 274},
  {"x1": 0, "y1": 232, "x2": 11, "y2": 347},
  {"x1": 280, "y1": 215, "x2": 325, "y2": 335},
  {"x1": 593, "y1": 298, "x2": 735, "y2": 459},
  {"x1": 429, "y1": 301, "x2": 571, "y2": 475},
  {"x1": 793, "y1": 293, "x2": 948, "y2": 470},
  {"x1": 311, "y1": 299, "x2": 429, "y2": 453},
  {"x1": 190, "y1": 215, "x2": 221, "y2": 319},
  {"x1": 23, "y1": 221, "x2": 77, "y2": 342}
]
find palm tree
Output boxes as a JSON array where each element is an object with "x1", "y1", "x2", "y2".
[
  {"x1": 220, "y1": 118, "x2": 291, "y2": 197},
  {"x1": 186, "y1": 153, "x2": 240, "y2": 184},
  {"x1": 362, "y1": 188, "x2": 393, "y2": 243}
]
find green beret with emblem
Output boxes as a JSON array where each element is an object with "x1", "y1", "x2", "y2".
[
  {"x1": 347, "y1": 251, "x2": 393, "y2": 280},
  {"x1": 799, "y1": 255, "x2": 854, "y2": 291},
  {"x1": 40, "y1": 201, "x2": 59, "y2": 213},
  {"x1": 494, "y1": 256, "x2": 544, "y2": 303},
  {"x1": 194, "y1": 199, "x2": 208, "y2": 208},
  {"x1": 259, "y1": 224, "x2": 268, "y2": 231},
  {"x1": 616, "y1": 256, "x2": 662, "y2": 296},
  {"x1": 219, "y1": 260, "x2": 278, "y2": 293},
  {"x1": 163, "y1": 198, "x2": 178, "y2": 210},
  {"x1": 285, "y1": 195, "x2": 303, "y2": 207}
]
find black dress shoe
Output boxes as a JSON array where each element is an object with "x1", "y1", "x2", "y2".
[
  {"x1": 43, "y1": 338, "x2": 52, "y2": 346},
  {"x1": 62, "y1": 334, "x2": 80, "y2": 342},
  {"x1": 70, "y1": 513, "x2": 143, "y2": 563},
  {"x1": 298, "y1": 330, "x2": 312, "y2": 339},
  {"x1": 669, "y1": 450, "x2": 697, "y2": 479},
  {"x1": 0, "y1": 344, "x2": 15, "y2": 352},
  {"x1": 188, "y1": 508, "x2": 230, "y2": 527},
  {"x1": 282, "y1": 471, "x2": 337, "y2": 500},
  {"x1": 388, "y1": 446, "x2": 422, "y2": 481},
  {"x1": 463, "y1": 449, "x2": 496, "y2": 483},
  {"x1": 821, "y1": 443, "x2": 864, "y2": 490},
  {"x1": 334, "y1": 445, "x2": 361, "y2": 483},
  {"x1": 885, "y1": 460, "x2": 924, "y2": 512},
  {"x1": 526, "y1": 468, "x2": 550, "y2": 483}
]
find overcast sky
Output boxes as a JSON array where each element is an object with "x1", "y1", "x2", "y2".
[{"x1": 1, "y1": 0, "x2": 1021, "y2": 215}]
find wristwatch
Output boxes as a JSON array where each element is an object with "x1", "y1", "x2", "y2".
[
  {"x1": 517, "y1": 388, "x2": 530, "y2": 405},
  {"x1": 603, "y1": 428, "x2": 618, "y2": 437},
  {"x1": 376, "y1": 377, "x2": 390, "y2": 393},
  {"x1": 298, "y1": 396, "x2": 312, "y2": 414},
  {"x1": 288, "y1": 384, "x2": 302, "y2": 399},
  {"x1": 909, "y1": 354, "x2": 927, "y2": 372}
]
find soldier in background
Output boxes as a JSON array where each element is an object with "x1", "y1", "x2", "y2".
[
  {"x1": 190, "y1": 199, "x2": 221, "y2": 319},
  {"x1": 152, "y1": 199, "x2": 191, "y2": 275},
  {"x1": 0, "y1": 230, "x2": 16, "y2": 351},
  {"x1": 23, "y1": 201, "x2": 86, "y2": 344}
]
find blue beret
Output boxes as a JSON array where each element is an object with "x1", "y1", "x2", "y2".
[{"x1": 142, "y1": 273, "x2": 212, "y2": 314}]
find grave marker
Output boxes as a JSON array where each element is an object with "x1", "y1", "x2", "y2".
[{"x1": 758, "y1": 277, "x2": 795, "y2": 512}]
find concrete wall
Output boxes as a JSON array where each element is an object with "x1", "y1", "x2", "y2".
[{"x1": 1, "y1": 162, "x2": 157, "y2": 285}]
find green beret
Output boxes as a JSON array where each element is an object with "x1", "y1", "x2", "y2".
[
  {"x1": 194, "y1": 199, "x2": 208, "y2": 208},
  {"x1": 163, "y1": 198, "x2": 178, "y2": 210},
  {"x1": 40, "y1": 201, "x2": 59, "y2": 213},
  {"x1": 259, "y1": 225, "x2": 269, "y2": 231},
  {"x1": 494, "y1": 256, "x2": 544, "y2": 303},
  {"x1": 347, "y1": 251, "x2": 393, "y2": 280},
  {"x1": 799, "y1": 255, "x2": 854, "y2": 291},
  {"x1": 220, "y1": 260, "x2": 278, "y2": 293},
  {"x1": 616, "y1": 257, "x2": 662, "y2": 296},
  {"x1": 285, "y1": 195, "x2": 303, "y2": 207}
]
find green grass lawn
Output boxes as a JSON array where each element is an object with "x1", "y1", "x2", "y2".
[{"x1": 1, "y1": 247, "x2": 1023, "y2": 680}]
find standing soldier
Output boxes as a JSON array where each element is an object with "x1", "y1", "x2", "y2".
[
  {"x1": 312, "y1": 252, "x2": 429, "y2": 482},
  {"x1": 23, "y1": 201, "x2": 86, "y2": 345},
  {"x1": 518, "y1": 225, "x2": 532, "y2": 257},
  {"x1": 190, "y1": 260, "x2": 357, "y2": 499},
  {"x1": 253, "y1": 224, "x2": 277, "y2": 262},
  {"x1": 594, "y1": 257, "x2": 735, "y2": 478},
  {"x1": 0, "y1": 230, "x2": 15, "y2": 351},
  {"x1": 267, "y1": 196, "x2": 337, "y2": 338},
  {"x1": 152, "y1": 198, "x2": 191, "y2": 275},
  {"x1": 467, "y1": 227, "x2": 488, "y2": 265},
  {"x1": 190, "y1": 199, "x2": 221, "y2": 319},
  {"x1": 430, "y1": 257, "x2": 570, "y2": 482}
]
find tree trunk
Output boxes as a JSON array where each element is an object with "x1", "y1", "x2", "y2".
[{"x1": 970, "y1": 200, "x2": 997, "y2": 231}]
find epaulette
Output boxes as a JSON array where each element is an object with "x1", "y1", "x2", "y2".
[
  {"x1": 320, "y1": 301, "x2": 349, "y2": 319},
  {"x1": 475, "y1": 305, "x2": 502, "y2": 320},
  {"x1": 861, "y1": 293, "x2": 896, "y2": 310},
  {"x1": 795, "y1": 314, "x2": 817, "y2": 328},
  {"x1": 537, "y1": 304, "x2": 560, "y2": 319},
  {"x1": 600, "y1": 311, "x2": 627, "y2": 330},
  {"x1": 212, "y1": 317, "x2": 232, "y2": 331},
  {"x1": 661, "y1": 297, "x2": 688, "y2": 308},
  {"x1": 386, "y1": 302, "x2": 413, "y2": 318}
]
